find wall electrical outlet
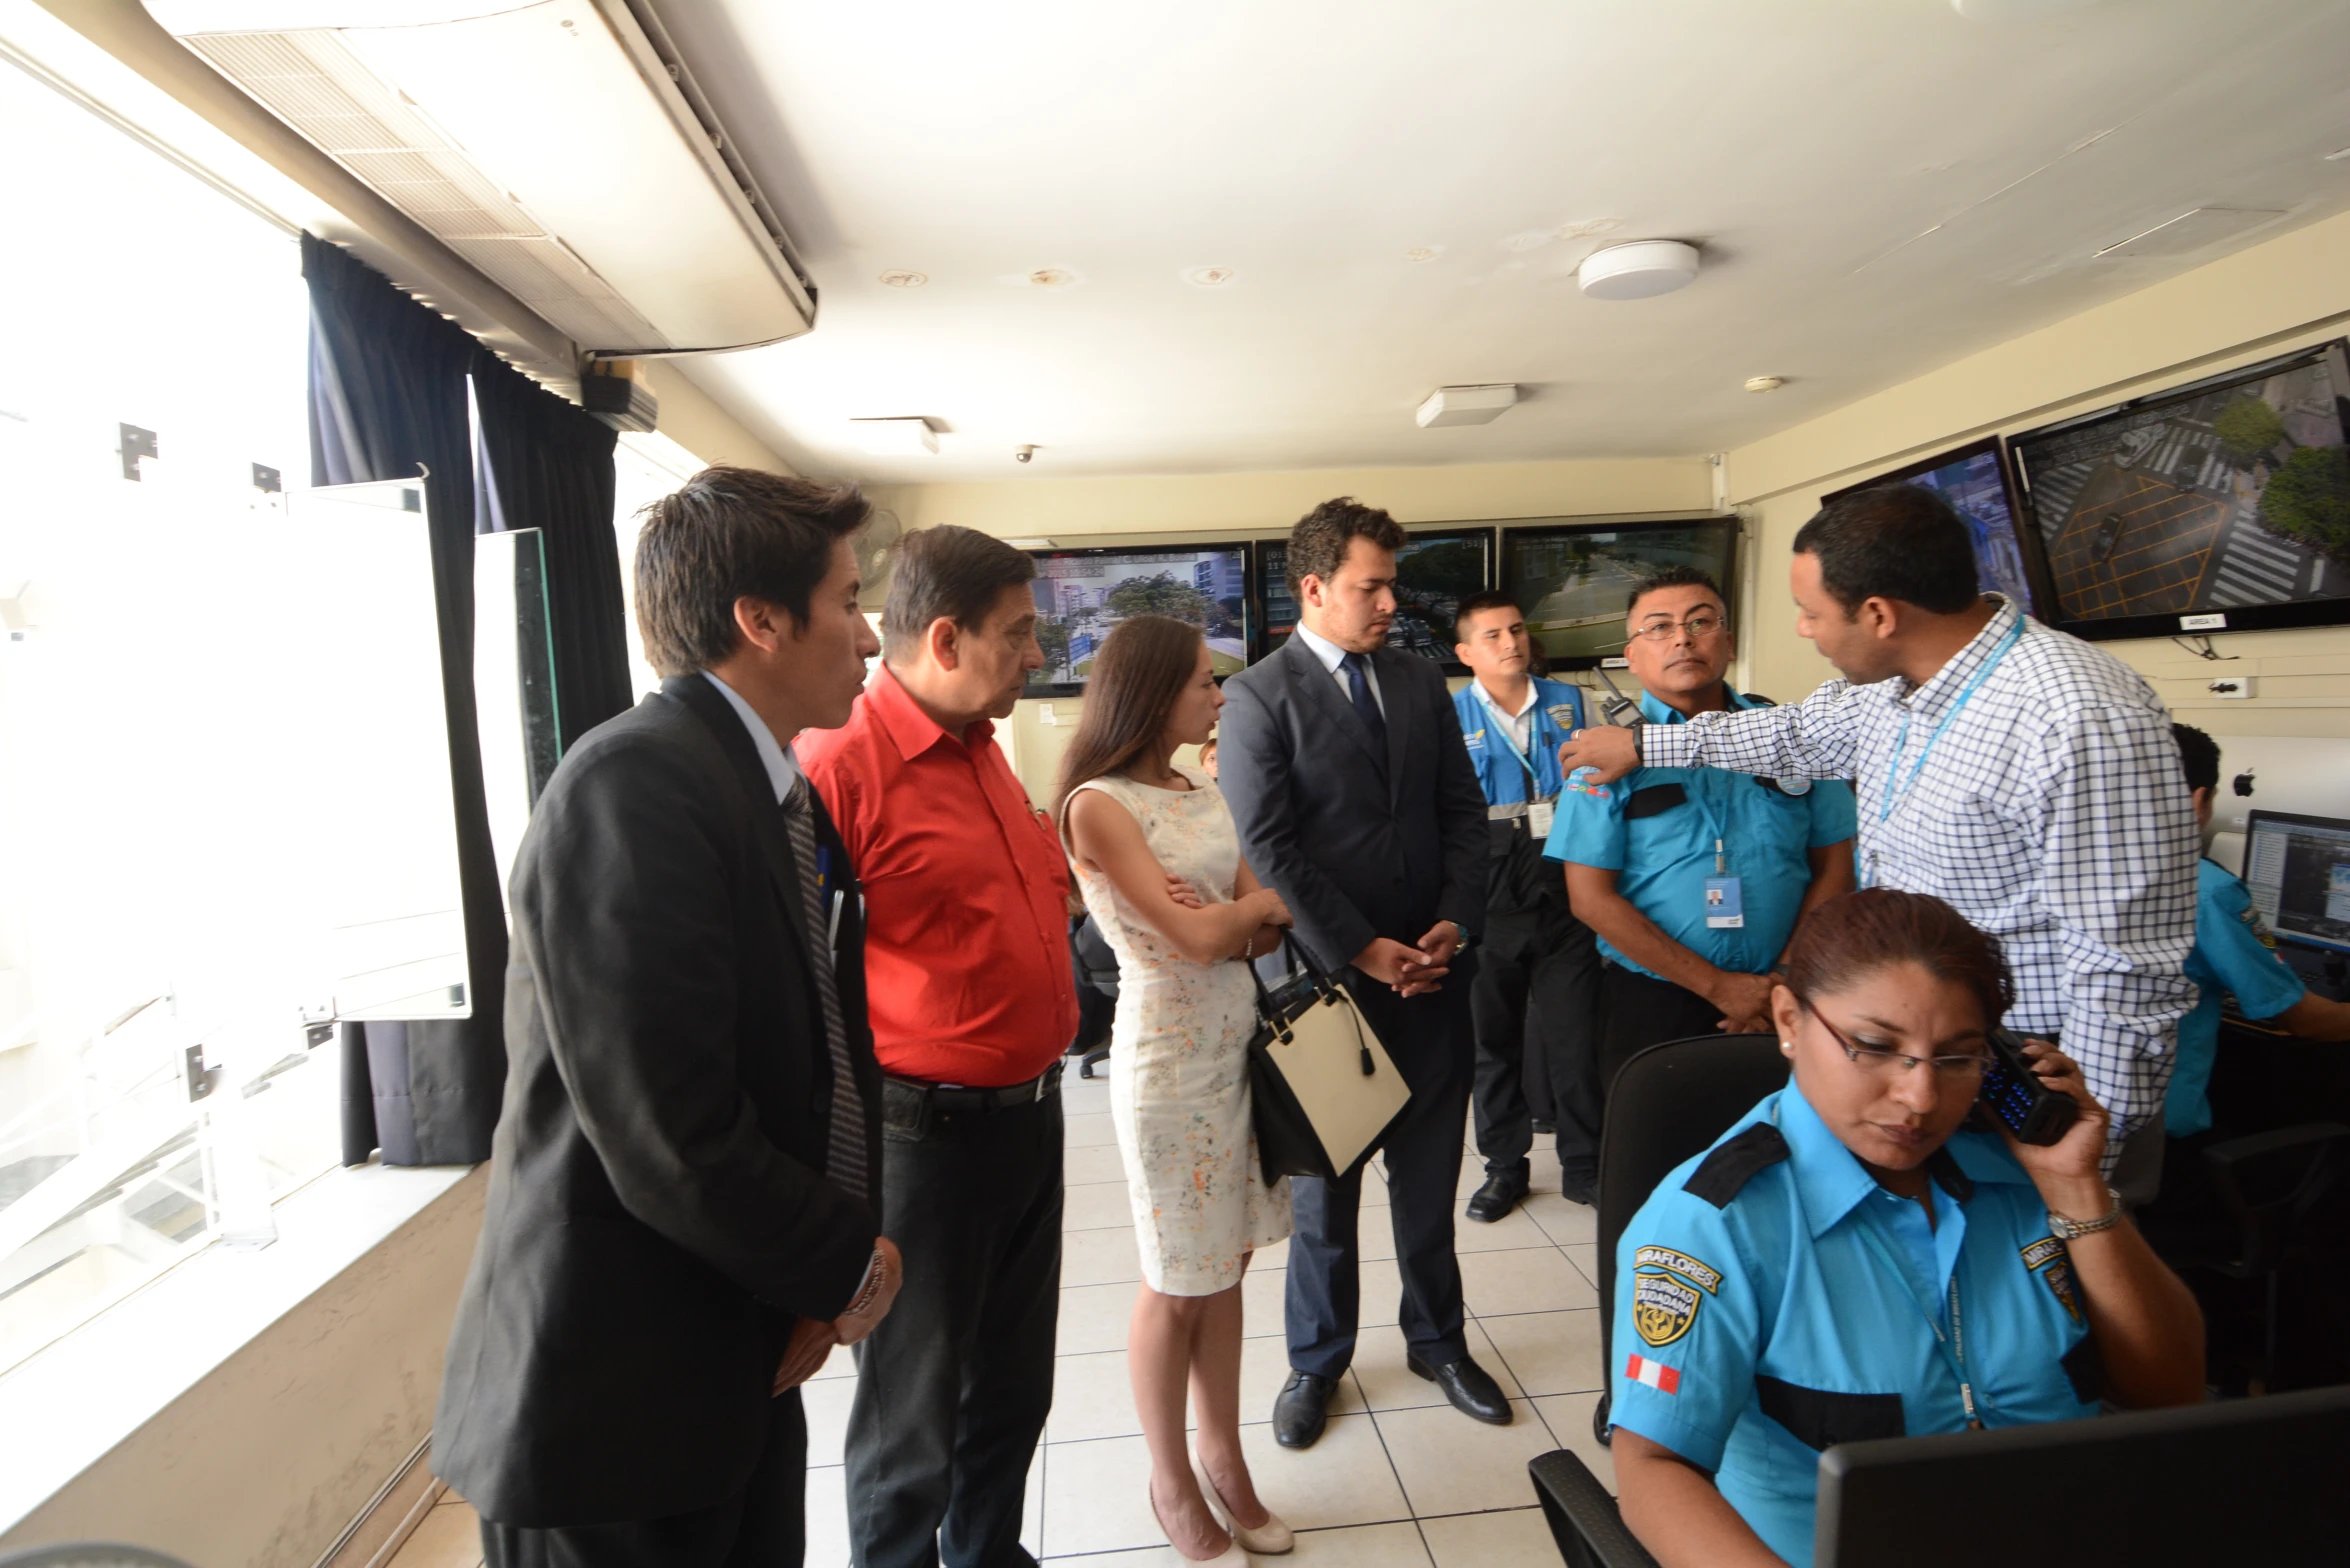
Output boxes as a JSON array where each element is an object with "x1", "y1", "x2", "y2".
[{"x1": 2207, "y1": 677, "x2": 2254, "y2": 700}]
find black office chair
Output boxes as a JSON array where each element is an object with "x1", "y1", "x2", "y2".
[
  {"x1": 1590, "y1": 1032, "x2": 1790, "y2": 1444},
  {"x1": 1069, "y1": 915, "x2": 1121, "y2": 1079},
  {"x1": 2147, "y1": 1120, "x2": 2350, "y2": 1393}
]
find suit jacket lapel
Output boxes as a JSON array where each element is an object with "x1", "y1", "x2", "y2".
[
  {"x1": 1283, "y1": 636, "x2": 1387, "y2": 773},
  {"x1": 661, "y1": 675, "x2": 813, "y2": 957}
]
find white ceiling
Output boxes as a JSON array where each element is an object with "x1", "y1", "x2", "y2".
[{"x1": 643, "y1": 0, "x2": 2350, "y2": 485}]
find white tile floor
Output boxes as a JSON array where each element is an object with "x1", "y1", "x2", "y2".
[{"x1": 396, "y1": 1071, "x2": 1615, "y2": 1567}]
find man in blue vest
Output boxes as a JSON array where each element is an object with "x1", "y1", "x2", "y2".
[{"x1": 1451, "y1": 590, "x2": 1603, "y2": 1215}]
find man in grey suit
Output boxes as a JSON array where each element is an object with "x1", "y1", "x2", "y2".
[
  {"x1": 435, "y1": 468, "x2": 903, "y2": 1567},
  {"x1": 1219, "y1": 497, "x2": 1507, "y2": 1448}
]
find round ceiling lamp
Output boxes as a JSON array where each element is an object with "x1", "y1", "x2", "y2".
[{"x1": 1577, "y1": 240, "x2": 1701, "y2": 300}]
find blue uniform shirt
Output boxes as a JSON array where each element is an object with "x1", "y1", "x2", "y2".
[
  {"x1": 1611, "y1": 1081, "x2": 2100, "y2": 1568},
  {"x1": 1453, "y1": 676, "x2": 1584, "y2": 808},
  {"x1": 1543, "y1": 691, "x2": 1856, "y2": 978},
  {"x1": 2167, "y1": 857, "x2": 2307, "y2": 1139}
]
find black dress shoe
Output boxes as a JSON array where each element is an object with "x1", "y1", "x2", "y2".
[
  {"x1": 1274, "y1": 1370, "x2": 1338, "y2": 1449},
  {"x1": 1466, "y1": 1167, "x2": 1529, "y2": 1223},
  {"x1": 1407, "y1": 1352, "x2": 1513, "y2": 1424}
]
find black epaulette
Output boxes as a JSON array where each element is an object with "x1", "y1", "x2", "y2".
[{"x1": 1682, "y1": 1123, "x2": 1791, "y2": 1209}]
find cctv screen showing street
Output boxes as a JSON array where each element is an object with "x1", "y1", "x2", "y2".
[
  {"x1": 2010, "y1": 339, "x2": 2350, "y2": 639},
  {"x1": 1024, "y1": 544, "x2": 1252, "y2": 695},
  {"x1": 1253, "y1": 529, "x2": 1494, "y2": 668},
  {"x1": 1499, "y1": 517, "x2": 1739, "y2": 668},
  {"x1": 1821, "y1": 438, "x2": 2039, "y2": 616}
]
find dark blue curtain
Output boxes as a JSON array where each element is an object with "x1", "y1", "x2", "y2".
[
  {"x1": 303, "y1": 233, "x2": 507, "y2": 1167},
  {"x1": 469, "y1": 347, "x2": 631, "y2": 750}
]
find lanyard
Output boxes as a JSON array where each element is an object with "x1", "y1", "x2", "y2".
[
  {"x1": 1850, "y1": 1199, "x2": 1986, "y2": 1430},
  {"x1": 1875, "y1": 616, "x2": 2024, "y2": 827},
  {"x1": 1479, "y1": 686, "x2": 1551, "y2": 800}
]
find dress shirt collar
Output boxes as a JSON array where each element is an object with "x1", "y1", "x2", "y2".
[
  {"x1": 865, "y1": 660, "x2": 995, "y2": 762},
  {"x1": 1772, "y1": 1075, "x2": 2031, "y2": 1241},
  {"x1": 1474, "y1": 677, "x2": 1540, "y2": 721},
  {"x1": 1637, "y1": 684, "x2": 1757, "y2": 727},
  {"x1": 1292, "y1": 618, "x2": 1355, "y2": 675},
  {"x1": 1892, "y1": 594, "x2": 2023, "y2": 720},
  {"x1": 701, "y1": 670, "x2": 800, "y2": 804}
]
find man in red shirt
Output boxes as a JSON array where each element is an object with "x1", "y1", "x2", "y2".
[{"x1": 798, "y1": 525, "x2": 1077, "y2": 1568}]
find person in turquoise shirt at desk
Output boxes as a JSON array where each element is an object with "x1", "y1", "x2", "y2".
[
  {"x1": 1609, "y1": 889, "x2": 2205, "y2": 1568},
  {"x1": 2162, "y1": 725, "x2": 2350, "y2": 1147},
  {"x1": 1544, "y1": 566, "x2": 1855, "y2": 1094}
]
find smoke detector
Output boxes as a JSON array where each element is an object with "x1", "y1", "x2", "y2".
[
  {"x1": 1578, "y1": 240, "x2": 1701, "y2": 300},
  {"x1": 1415, "y1": 384, "x2": 1518, "y2": 428}
]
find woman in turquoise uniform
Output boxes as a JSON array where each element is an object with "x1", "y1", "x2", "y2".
[{"x1": 1609, "y1": 889, "x2": 2205, "y2": 1568}]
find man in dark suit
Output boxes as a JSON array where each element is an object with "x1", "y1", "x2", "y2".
[
  {"x1": 1219, "y1": 497, "x2": 1505, "y2": 1448},
  {"x1": 434, "y1": 467, "x2": 903, "y2": 1567}
]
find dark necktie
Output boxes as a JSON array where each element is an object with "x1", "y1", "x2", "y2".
[
  {"x1": 784, "y1": 774, "x2": 867, "y2": 1204},
  {"x1": 1342, "y1": 650, "x2": 1388, "y2": 752}
]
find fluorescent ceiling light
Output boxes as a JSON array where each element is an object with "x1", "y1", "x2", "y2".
[
  {"x1": 1416, "y1": 384, "x2": 1518, "y2": 428},
  {"x1": 851, "y1": 418, "x2": 941, "y2": 456}
]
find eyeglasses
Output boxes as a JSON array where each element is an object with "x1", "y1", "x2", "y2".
[
  {"x1": 1629, "y1": 614, "x2": 1725, "y2": 642},
  {"x1": 1803, "y1": 1002, "x2": 1987, "y2": 1080}
]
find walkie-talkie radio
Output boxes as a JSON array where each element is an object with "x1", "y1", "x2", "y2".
[{"x1": 1978, "y1": 1027, "x2": 2079, "y2": 1146}]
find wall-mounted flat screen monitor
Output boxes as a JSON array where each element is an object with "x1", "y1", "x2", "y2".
[
  {"x1": 1253, "y1": 527, "x2": 1495, "y2": 670},
  {"x1": 1499, "y1": 516, "x2": 1740, "y2": 668},
  {"x1": 2008, "y1": 338, "x2": 2350, "y2": 642},
  {"x1": 1024, "y1": 543, "x2": 1253, "y2": 697},
  {"x1": 1819, "y1": 436, "x2": 2041, "y2": 616}
]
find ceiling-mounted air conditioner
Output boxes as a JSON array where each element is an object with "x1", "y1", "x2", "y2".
[{"x1": 143, "y1": 1, "x2": 817, "y2": 355}]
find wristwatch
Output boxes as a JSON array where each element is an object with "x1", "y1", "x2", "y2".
[{"x1": 2047, "y1": 1186, "x2": 2124, "y2": 1240}]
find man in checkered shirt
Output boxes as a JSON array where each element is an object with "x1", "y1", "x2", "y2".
[{"x1": 1559, "y1": 485, "x2": 2197, "y2": 1203}]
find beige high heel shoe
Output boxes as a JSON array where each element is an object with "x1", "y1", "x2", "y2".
[
  {"x1": 1150, "y1": 1478, "x2": 1249, "y2": 1565},
  {"x1": 1194, "y1": 1451, "x2": 1294, "y2": 1555}
]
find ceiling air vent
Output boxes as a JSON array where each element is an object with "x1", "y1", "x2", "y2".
[{"x1": 146, "y1": 1, "x2": 818, "y2": 355}]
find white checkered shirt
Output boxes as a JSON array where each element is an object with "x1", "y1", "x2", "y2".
[{"x1": 1640, "y1": 596, "x2": 2197, "y2": 1167}]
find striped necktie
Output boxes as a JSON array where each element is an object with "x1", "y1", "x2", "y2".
[{"x1": 783, "y1": 774, "x2": 867, "y2": 1203}]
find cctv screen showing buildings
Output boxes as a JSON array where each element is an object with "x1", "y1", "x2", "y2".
[
  {"x1": 1025, "y1": 545, "x2": 1251, "y2": 694},
  {"x1": 1500, "y1": 517, "x2": 1739, "y2": 667},
  {"x1": 1255, "y1": 529, "x2": 1494, "y2": 668},
  {"x1": 1822, "y1": 439, "x2": 2038, "y2": 616},
  {"x1": 2010, "y1": 339, "x2": 2350, "y2": 636}
]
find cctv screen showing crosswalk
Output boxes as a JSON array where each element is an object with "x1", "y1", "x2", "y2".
[{"x1": 2010, "y1": 339, "x2": 2350, "y2": 637}]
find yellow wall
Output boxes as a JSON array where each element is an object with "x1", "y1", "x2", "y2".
[
  {"x1": 1724, "y1": 206, "x2": 2350, "y2": 738},
  {"x1": 870, "y1": 457, "x2": 1713, "y2": 803}
]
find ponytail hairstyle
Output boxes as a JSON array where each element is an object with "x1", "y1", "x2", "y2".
[
  {"x1": 1781, "y1": 888, "x2": 2013, "y2": 1030},
  {"x1": 1049, "y1": 614, "x2": 1207, "y2": 847}
]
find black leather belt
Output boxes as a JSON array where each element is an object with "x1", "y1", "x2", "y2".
[{"x1": 883, "y1": 1060, "x2": 1063, "y2": 1116}]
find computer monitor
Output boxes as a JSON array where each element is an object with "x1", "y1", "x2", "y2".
[
  {"x1": 2243, "y1": 809, "x2": 2350, "y2": 956},
  {"x1": 1815, "y1": 1385, "x2": 2350, "y2": 1566}
]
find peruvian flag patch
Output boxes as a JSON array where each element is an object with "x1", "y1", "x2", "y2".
[{"x1": 1624, "y1": 1353, "x2": 1681, "y2": 1394}]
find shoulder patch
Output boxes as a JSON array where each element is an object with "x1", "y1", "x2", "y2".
[
  {"x1": 1634, "y1": 1245, "x2": 1723, "y2": 1294},
  {"x1": 1682, "y1": 1123, "x2": 1791, "y2": 1209},
  {"x1": 1632, "y1": 1268, "x2": 1703, "y2": 1346}
]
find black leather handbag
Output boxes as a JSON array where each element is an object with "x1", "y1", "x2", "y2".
[{"x1": 1246, "y1": 938, "x2": 1411, "y2": 1185}]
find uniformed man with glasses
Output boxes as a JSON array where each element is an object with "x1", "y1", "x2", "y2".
[{"x1": 1543, "y1": 566, "x2": 1856, "y2": 1095}]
